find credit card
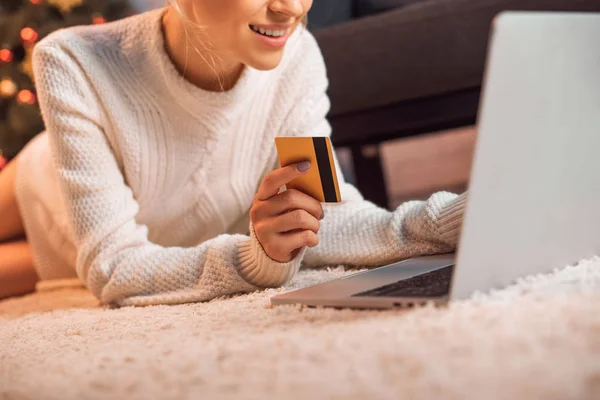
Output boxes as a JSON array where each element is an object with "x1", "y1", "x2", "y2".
[{"x1": 275, "y1": 136, "x2": 342, "y2": 203}]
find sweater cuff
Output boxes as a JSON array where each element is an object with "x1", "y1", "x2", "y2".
[
  {"x1": 237, "y1": 223, "x2": 306, "y2": 288},
  {"x1": 436, "y1": 192, "x2": 468, "y2": 245}
]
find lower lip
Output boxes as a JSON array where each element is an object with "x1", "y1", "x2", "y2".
[{"x1": 251, "y1": 29, "x2": 290, "y2": 48}]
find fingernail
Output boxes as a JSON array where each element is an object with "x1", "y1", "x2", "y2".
[
  {"x1": 320, "y1": 212, "x2": 325, "y2": 220},
  {"x1": 297, "y1": 161, "x2": 311, "y2": 172}
]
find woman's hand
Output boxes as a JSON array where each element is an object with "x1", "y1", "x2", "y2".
[{"x1": 251, "y1": 161, "x2": 324, "y2": 263}]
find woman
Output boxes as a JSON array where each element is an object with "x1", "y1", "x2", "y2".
[{"x1": 0, "y1": 0, "x2": 466, "y2": 306}]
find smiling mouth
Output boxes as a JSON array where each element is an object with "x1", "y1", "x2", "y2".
[{"x1": 249, "y1": 24, "x2": 288, "y2": 38}]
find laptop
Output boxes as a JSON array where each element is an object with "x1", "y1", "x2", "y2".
[{"x1": 271, "y1": 11, "x2": 600, "y2": 309}]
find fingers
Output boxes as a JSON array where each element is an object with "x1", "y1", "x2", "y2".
[
  {"x1": 252, "y1": 189, "x2": 323, "y2": 221},
  {"x1": 253, "y1": 210, "x2": 320, "y2": 263},
  {"x1": 261, "y1": 230, "x2": 320, "y2": 263},
  {"x1": 254, "y1": 208, "x2": 320, "y2": 239},
  {"x1": 251, "y1": 162, "x2": 323, "y2": 263},
  {"x1": 256, "y1": 161, "x2": 311, "y2": 201},
  {"x1": 270, "y1": 209, "x2": 320, "y2": 234},
  {"x1": 281, "y1": 229, "x2": 319, "y2": 250}
]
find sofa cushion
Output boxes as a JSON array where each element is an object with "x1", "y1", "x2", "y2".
[
  {"x1": 314, "y1": 0, "x2": 600, "y2": 117},
  {"x1": 307, "y1": 0, "x2": 354, "y2": 29},
  {"x1": 355, "y1": 0, "x2": 429, "y2": 16}
]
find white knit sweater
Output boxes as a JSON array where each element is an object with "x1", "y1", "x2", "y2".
[{"x1": 15, "y1": 8, "x2": 466, "y2": 307}]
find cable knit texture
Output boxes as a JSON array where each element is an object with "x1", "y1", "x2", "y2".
[{"x1": 15, "y1": 8, "x2": 467, "y2": 307}]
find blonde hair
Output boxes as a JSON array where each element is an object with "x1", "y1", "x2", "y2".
[
  {"x1": 167, "y1": 0, "x2": 308, "y2": 26},
  {"x1": 165, "y1": 0, "x2": 307, "y2": 90},
  {"x1": 167, "y1": 0, "x2": 225, "y2": 89}
]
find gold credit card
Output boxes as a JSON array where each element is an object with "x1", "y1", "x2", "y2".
[{"x1": 275, "y1": 136, "x2": 342, "y2": 203}]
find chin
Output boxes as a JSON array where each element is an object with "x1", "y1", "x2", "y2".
[{"x1": 244, "y1": 53, "x2": 285, "y2": 71}]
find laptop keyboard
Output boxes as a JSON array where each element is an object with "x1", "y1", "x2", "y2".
[{"x1": 353, "y1": 265, "x2": 455, "y2": 298}]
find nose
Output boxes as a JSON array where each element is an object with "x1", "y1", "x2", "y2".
[{"x1": 268, "y1": 0, "x2": 305, "y2": 19}]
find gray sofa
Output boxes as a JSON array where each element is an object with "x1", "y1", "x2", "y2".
[{"x1": 310, "y1": 0, "x2": 600, "y2": 208}]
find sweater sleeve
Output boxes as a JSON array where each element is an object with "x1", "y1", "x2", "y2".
[
  {"x1": 33, "y1": 36, "x2": 299, "y2": 307},
  {"x1": 293, "y1": 45, "x2": 467, "y2": 268}
]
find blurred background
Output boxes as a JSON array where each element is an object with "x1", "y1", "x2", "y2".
[
  {"x1": 0, "y1": 0, "x2": 132, "y2": 164},
  {"x1": 2, "y1": 0, "x2": 599, "y2": 209}
]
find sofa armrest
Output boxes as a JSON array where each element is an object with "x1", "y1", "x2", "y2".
[
  {"x1": 355, "y1": 0, "x2": 435, "y2": 17},
  {"x1": 307, "y1": 0, "x2": 354, "y2": 29},
  {"x1": 314, "y1": 0, "x2": 600, "y2": 117}
]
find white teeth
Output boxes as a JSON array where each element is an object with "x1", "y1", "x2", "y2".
[{"x1": 250, "y1": 25, "x2": 286, "y2": 38}]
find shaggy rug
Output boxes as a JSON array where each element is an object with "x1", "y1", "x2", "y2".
[{"x1": 1, "y1": 258, "x2": 600, "y2": 400}]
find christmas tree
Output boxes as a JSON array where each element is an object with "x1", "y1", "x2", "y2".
[{"x1": 0, "y1": 0, "x2": 132, "y2": 167}]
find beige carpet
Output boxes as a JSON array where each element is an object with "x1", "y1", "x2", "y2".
[{"x1": 1, "y1": 259, "x2": 600, "y2": 400}]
